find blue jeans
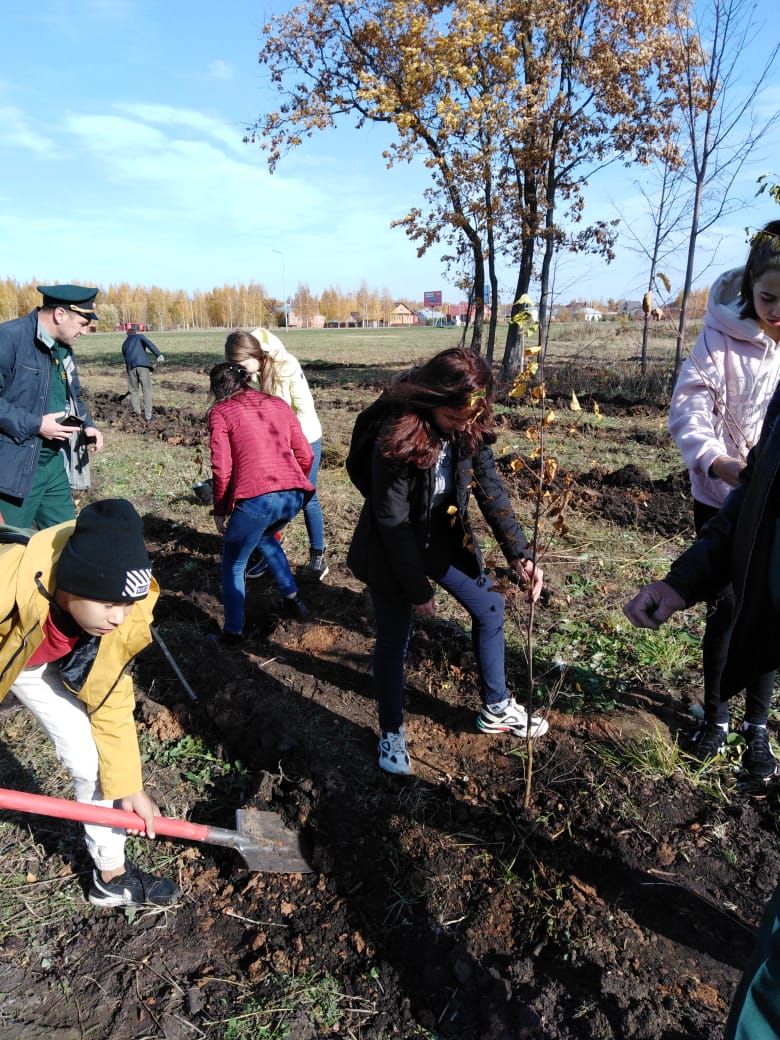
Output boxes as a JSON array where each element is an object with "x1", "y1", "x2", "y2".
[
  {"x1": 221, "y1": 490, "x2": 304, "y2": 633},
  {"x1": 303, "y1": 438, "x2": 325, "y2": 552},
  {"x1": 371, "y1": 566, "x2": 508, "y2": 733}
]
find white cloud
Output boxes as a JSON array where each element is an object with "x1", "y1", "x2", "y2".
[
  {"x1": 208, "y1": 59, "x2": 234, "y2": 81},
  {"x1": 116, "y1": 103, "x2": 245, "y2": 154},
  {"x1": 58, "y1": 106, "x2": 327, "y2": 238},
  {"x1": 0, "y1": 105, "x2": 56, "y2": 157}
]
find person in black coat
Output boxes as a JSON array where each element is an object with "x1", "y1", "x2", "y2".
[
  {"x1": 347, "y1": 346, "x2": 547, "y2": 775},
  {"x1": 624, "y1": 367, "x2": 780, "y2": 1038},
  {"x1": 624, "y1": 376, "x2": 780, "y2": 773}
]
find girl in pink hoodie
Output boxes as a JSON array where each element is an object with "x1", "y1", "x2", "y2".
[{"x1": 669, "y1": 220, "x2": 780, "y2": 778}]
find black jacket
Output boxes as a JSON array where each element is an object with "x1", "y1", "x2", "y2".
[
  {"x1": 347, "y1": 427, "x2": 531, "y2": 606},
  {"x1": 665, "y1": 380, "x2": 780, "y2": 697}
]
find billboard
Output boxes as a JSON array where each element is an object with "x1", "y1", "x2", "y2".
[{"x1": 424, "y1": 290, "x2": 443, "y2": 308}]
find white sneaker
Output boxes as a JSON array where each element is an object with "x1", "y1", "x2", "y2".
[
  {"x1": 378, "y1": 726, "x2": 413, "y2": 774},
  {"x1": 477, "y1": 698, "x2": 549, "y2": 738}
]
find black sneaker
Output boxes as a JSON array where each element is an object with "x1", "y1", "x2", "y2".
[
  {"x1": 218, "y1": 631, "x2": 245, "y2": 647},
  {"x1": 281, "y1": 595, "x2": 309, "y2": 621},
  {"x1": 742, "y1": 725, "x2": 779, "y2": 781},
  {"x1": 0, "y1": 691, "x2": 22, "y2": 715},
  {"x1": 301, "y1": 552, "x2": 329, "y2": 582},
  {"x1": 206, "y1": 630, "x2": 245, "y2": 647},
  {"x1": 88, "y1": 860, "x2": 181, "y2": 908},
  {"x1": 245, "y1": 557, "x2": 269, "y2": 580},
  {"x1": 686, "y1": 721, "x2": 728, "y2": 762}
]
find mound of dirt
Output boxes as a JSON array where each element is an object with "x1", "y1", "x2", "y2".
[
  {"x1": 85, "y1": 389, "x2": 207, "y2": 447},
  {"x1": 578, "y1": 465, "x2": 693, "y2": 538},
  {"x1": 499, "y1": 454, "x2": 693, "y2": 540}
]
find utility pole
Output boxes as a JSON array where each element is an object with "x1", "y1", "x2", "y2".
[{"x1": 272, "y1": 249, "x2": 288, "y2": 330}]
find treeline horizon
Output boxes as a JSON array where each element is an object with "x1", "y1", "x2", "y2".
[
  {"x1": 0, "y1": 277, "x2": 440, "y2": 331},
  {"x1": 0, "y1": 276, "x2": 710, "y2": 332}
]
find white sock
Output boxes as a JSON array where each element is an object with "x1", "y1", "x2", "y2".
[{"x1": 488, "y1": 698, "x2": 510, "y2": 715}]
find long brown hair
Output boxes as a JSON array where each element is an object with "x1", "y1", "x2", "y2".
[
  {"x1": 380, "y1": 347, "x2": 496, "y2": 468},
  {"x1": 739, "y1": 220, "x2": 780, "y2": 320},
  {"x1": 224, "y1": 330, "x2": 276, "y2": 392}
]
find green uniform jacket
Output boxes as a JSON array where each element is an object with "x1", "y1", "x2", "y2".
[{"x1": 0, "y1": 521, "x2": 159, "y2": 799}]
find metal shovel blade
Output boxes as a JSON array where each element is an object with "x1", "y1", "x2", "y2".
[{"x1": 233, "y1": 809, "x2": 312, "y2": 873}]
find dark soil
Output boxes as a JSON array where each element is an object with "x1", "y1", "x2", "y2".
[{"x1": 1, "y1": 394, "x2": 776, "y2": 1040}]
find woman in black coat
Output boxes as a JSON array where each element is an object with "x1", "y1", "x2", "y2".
[
  {"x1": 624, "y1": 364, "x2": 780, "y2": 1039},
  {"x1": 347, "y1": 347, "x2": 547, "y2": 775}
]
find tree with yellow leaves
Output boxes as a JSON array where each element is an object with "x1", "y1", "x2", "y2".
[{"x1": 249, "y1": 0, "x2": 690, "y2": 370}]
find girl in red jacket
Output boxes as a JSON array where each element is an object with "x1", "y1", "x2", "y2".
[{"x1": 208, "y1": 363, "x2": 313, "y2": 642}]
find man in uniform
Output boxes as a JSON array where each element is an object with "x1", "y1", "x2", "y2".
[{"x1": 0, "y1": 285, "x2": 104, "y2": 528}]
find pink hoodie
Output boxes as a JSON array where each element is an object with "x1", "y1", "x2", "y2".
[
  {"x1": 208, "y1": 390, "x2": 313, "y2": 517},
  {"x1": 669, "y1": 267, "x2": 780, "y2": 508}
]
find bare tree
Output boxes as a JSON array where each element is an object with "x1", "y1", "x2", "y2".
[
  {"x1": 672, "y1": 0, "x2": 780, "y2": 380},
  {"x1": 614, "y1": 134, "x2": 690, "y2": 371}
]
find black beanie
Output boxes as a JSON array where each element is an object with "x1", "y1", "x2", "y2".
[{"x1": 56, "y1": 499, "x2": 152, "y2": 602}]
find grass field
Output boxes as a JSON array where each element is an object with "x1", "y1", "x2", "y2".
[{"x1": 78, "y1": 317, "x2": 691, "y2": 369}]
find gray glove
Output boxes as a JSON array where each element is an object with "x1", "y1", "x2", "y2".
[{"x1": 157, "y1": 355, "x2": 165, "y2": 363}]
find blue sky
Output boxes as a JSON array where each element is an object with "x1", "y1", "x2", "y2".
[{"x1": 1, "y1": 0, "x2": 778, "y2": 307}]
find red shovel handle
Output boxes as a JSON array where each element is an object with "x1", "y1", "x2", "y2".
[{"x1": 0, "y1": 787, "x2": 210, "y2": 842}]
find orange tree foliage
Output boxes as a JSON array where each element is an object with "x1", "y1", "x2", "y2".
[
  {"x1": 0, "y1": 278, "x2": 406, "y2": 331},
  {"x1": 249, "y1": 0, "x2": 692, "y2": 366}
]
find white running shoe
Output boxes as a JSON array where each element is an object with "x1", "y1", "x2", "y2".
[
  {"x1": 378, "y1": 726, "x2": 413, "y2": 774},
  {"x1": 477, "y1": 698, "x2": 549, "y2": 738}
]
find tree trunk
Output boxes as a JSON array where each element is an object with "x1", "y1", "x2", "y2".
[
  {"x1": 674, "y1": 174, "x2": 705, "y2": 383},
  {"x1": 486, "y1": 270, "x2": 499, "y2": 365},
  {"x1": 640, "y1": 310, "x2": 651, "y2": 373},
  {"x1": 536, "y1": 157, "x2": 560, "y2": 371},
  {"x1": 537, "y1": 220, "x2": 556, "y2": 367},
  {"x1": 500, "y1": 163, "x2": 537, "y2": 382},
  {"x1": 484, "y1": 166, "x2": 499, "y2": 365},
  {"x1": 469, "y1": 236, "x2": 486, "y2": 353},
  {"x1": 499, "y1": 239, "x2": 534, "y2": 380}
]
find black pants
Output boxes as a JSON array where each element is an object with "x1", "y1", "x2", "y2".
[{"x1": 694, "y1": 500, "x2": 775, "y2": 725}]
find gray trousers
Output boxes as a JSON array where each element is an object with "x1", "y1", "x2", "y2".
[{"x1": 127, "y1": 366, "x2": 154, "y2": 419}]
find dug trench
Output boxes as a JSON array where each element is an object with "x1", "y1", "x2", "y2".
[{"x1": 1, "y1": 391, "x2": 779, "y2": 1039}]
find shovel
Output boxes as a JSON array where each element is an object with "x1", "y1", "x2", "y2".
[{"x1": 0, "y1": 787, "x2": 312, "y2": 874}]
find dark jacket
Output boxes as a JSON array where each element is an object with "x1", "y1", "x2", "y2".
[
  {"x1": 122, "y1": 333, "x2": 161, "y2": 370},
  {"x1": 0, "y1": 311, "x2": 93, "y2": 500},
  {"x1": 664, "y1": 380, "x2": 780, "y2": 697},
  {"x1": 347, "y1": 423, "x2": 531, "y2": 606}
]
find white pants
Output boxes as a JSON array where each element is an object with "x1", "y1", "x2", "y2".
[{"x1": 11, "y1": 664, "x2": 126, "y2": 872}]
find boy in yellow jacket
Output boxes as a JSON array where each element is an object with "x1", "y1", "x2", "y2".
[{"x1": 0, "y1": 499, "x2": 180, "y2": 908}]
